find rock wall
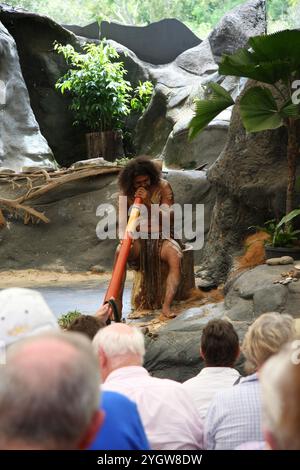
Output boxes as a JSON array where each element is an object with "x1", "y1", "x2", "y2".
[
  {"x1": 0, "y1": 4, "x2": 86, "y2": 168},
  {"x1": 134, "y1": 0, "x2": 266, "y2": 170},
  {"x1": 196, "y1": 82, "x2": 295, "y2": 285},
  {"x1": 0, "y1": 1, "x2": 266, "y2": 171},
  {"x1": 0, "y1": 20, "x2": 55, "y2": 171}
]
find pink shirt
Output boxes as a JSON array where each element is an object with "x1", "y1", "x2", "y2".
[{"x1": 103, "y1": 366, "x2": 204, "y2": 450}]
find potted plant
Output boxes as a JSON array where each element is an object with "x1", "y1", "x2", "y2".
[
  {"x1": 254, "y1": 209, "x2": 300, "y2": 259},
  {"x1": 54, "y1": 41, "x2": 152, "y2": 161},
  {"x1": 188, "y1": 29, "x2": 300, "y2": 257}
]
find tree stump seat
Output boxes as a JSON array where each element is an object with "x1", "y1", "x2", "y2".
[{"x1": 131, "y1": 244, "x2": 195, "y2": 311}]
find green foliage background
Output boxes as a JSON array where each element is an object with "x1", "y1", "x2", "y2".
[{"x1": 6, "y1": 1, "x2": 300, "y2": 38}]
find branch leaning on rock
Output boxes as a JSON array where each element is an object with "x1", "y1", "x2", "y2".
[{"x1": 0, "y1": 166, "x2": 121, "y2": 227}]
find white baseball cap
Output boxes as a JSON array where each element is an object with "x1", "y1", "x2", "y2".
[{"x1": 0, "y1": 288, "x2": 58, "y2": 348}]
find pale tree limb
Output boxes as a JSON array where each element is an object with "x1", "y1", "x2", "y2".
[
  {"x1": 0, "y1": 198, "x2": 50, "y2": 224},
  {"x1": 0, "y1": 166, "x2": 120, "y2": 227},
  {"x1": 15, "y1": 166, "x2": 120, "y2": 204}
]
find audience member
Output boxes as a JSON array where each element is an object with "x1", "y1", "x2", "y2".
[
  {"x1": 183, "y1": 319, "x2": 240, "y2": 420},
  {"x1": 67, "y1": 314, "x2": 105, "y2": 340},
  {"x1": 93, "y1": 323, "x2": 204, "y2": 450},
  {"x1": 204, "y1": 312, "x2": 296, "y2": 449},
  {"x1": 0, "y1": 331, "x2": 103, "y2": 449},
  {"x1": 0, "y1": 288, "x2": 58, "y2": 348},
  {"x1": 89, "y1": 390, "x2": 150, "y2": 450},
  {"x1": 260, "y1": 341, "x2": 300, "y2": 450}
]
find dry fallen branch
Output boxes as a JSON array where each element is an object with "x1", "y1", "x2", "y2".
[
  {"x1": 0, "y1": 198, "x2": 50, "y2": 224},
  {"x1": 0, "y1": 165, "x2": 121, "y2": 227},
  {"x1": 16, "y1": 166, "x2": 120, "y2": 204}
]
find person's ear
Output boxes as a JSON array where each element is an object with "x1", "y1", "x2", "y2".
[
  {"x1": 200, "y1": 347, "x2": 205, "y2": 360},
  {"x1": 99, "y1": 347, "x2": 107, "y2": 370},
  {"x1": 77, "y1": 409, "x2": 105, "y2": 450}
]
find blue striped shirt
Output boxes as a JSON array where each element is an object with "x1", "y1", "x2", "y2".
[{"x1": 204, "y1": 373, "x2": 263, "y2": 450}]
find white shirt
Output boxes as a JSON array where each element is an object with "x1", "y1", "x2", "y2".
[
  {"x1": 103, "y1": 366, "x2": 204, "y2": 450},
  {"x1": 182, "y1": 367, "x2": 240, "y2": 421}
]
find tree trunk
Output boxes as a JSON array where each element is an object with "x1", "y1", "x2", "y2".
[
  {"x1": 286, "y1": 118, "x2": 298, "y2": 216},
  {"x1": 86, "y1": 130, "x2": 124, "y2": 161}
]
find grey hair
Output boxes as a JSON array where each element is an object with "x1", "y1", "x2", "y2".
[
  {"x1": 242, "y1": 312, "x2": 296, "y2": 373},
  {"x1": 93, "y1": 325, "x2": 145, "y2": 360},
  {"x1": 0, "y1": 331, "x2": 100, "y2": 449},
  {"x1": 260, "y1": 341, "x2": 300, "y2": 449}
]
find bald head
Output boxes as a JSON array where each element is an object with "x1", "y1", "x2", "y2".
[
  {"x1": 0, "y1": 331, "x2": 101, "y2": 449},
  {"x1": 93, "y1": 323, "x2": 145, "y2": 379},
  {"x1": 9, "y1": 336, "x2": 79, "y2": 386}
]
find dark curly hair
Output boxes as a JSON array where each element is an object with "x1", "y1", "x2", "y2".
[{"x1": 118, "y1": 156, "x2": 161, "y2": 196}]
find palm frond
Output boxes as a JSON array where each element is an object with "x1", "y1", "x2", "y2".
[
  {"x1": 239, "y1": 86, "x2": 283, "y2": 132},
  {"x1": 188, "y1": 83, "x2": 234, "y2": 140}
]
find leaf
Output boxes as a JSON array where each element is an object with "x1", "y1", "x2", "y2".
[
  {"x1": 220, "y1": 51, "x2": 290, "y2": 84},
  {"x1": 209, "y1": 82, "x2": 234, "y2": 101},
  {"x1": 188, "y1": 83, "x2": 234, "y2": 140},
  {"x1": 219, "y1": 30, "x2": 300, "y2": 84},
  {"x1": 280, "y1": 102, "x2": 300, "y2": 119},
  {"x1": 249, "y1": 30, "x2": 300, "y2": 66},
  {"x1": 239, "y1": 87, "x2": 283, "y2": 132},
  {"x1": 277, "y1": 208, "x2": 300, "y2": 229}
]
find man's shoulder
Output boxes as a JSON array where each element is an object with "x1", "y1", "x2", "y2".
[{"x1": 159, "y1": 178, "x2": 172, "y2": 189}]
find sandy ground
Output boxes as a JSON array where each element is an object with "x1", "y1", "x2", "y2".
[{"x1": 0, "y1": 269, "x2": 133, "y2": 288}]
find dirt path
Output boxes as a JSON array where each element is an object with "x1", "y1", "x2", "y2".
[{"x1": 0, "y1": 269, "x2": 133, "y2": 288}]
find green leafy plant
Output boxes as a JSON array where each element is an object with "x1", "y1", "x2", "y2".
[
  {"x1": 55, "y1": 41, "x2": 153, "y2": 139},
  {"x1": 189, "y1": 29, "x2": 300, "y2": 243},
  {"x1": 130, "y1": 80, "x2": 154, "y2": 113},
  {"x1": 55, "y1": 41, "x2": 133, "y2": 132},
  {"x1": 257, "y1": 211, "x2": 300, "y2": 247},
  {"x1": 58, "y1": 310, "x2": 82, "y2": 329}
]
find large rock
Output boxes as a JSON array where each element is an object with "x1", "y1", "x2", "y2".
[
  {"x1": 164, "y1": 169, "x2": 215, "y2": 258},
  {"x1": 144, "y1": 302, "x2": 248, "y2": 381},
  {"x1": 224, "y1": 264, "x2": 300, "y2": 321},
  {"x1": 134, "y1": 0, "x2": 266, "y2": 170},
  {"x1": 0, "y1": 4, "x2": 86, "y2": 167},
  {"x1": 0, "y1": 168, "x2": 212, "y2": 270},
  {"x1": 208, "y1": 0, "x2": 266, "y2": 63},
  {"x1": 0, "y1": 1, "x2": 266, "y2": 171},
  {"x1": 145, "y1": 260, "x2": 300, "y2": 382},
  {"x1": 196, "y1": 81, "x2": 293, "y2": 285},
  {"x1": 0, "y1": 20, "x2": 55, "y2": 171}
]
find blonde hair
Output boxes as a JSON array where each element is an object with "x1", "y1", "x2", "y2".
[
  {"x1": 242, "y1": 312, "x2": 295, "y2": 373},
  {"x1": 260, "y1": 341, "x2": 300, "y2": 449}
]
